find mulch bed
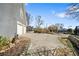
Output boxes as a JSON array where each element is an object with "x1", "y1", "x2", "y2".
[{"x1": 0, "y1": 36, "x2": 31, "y2": 56}]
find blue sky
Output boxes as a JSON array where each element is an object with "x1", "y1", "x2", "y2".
[{"x1": 25, "y1": 3, "x2": 79, "y2": 29}]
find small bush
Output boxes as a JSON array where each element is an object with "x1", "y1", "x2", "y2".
[
  {"x1": 48, "y1": 26, "x2": 58, "y2": 33},
  {"x1": 41, "y1": 28, "x2": 48, "y2": 33},
  {"x1": 67, "y1": 28, "x2": 74, "y2": 34},
  {"x1": 0, "y1": 36, "x2": 10, "y2": 50},
  {"x1": 34, "y1": 28, "x2": 41, "y2": 33},
  {"x1": 48, "y1": 26, "x2": 53, "y2": 32},
  {"x1": 34, "y1": 28, "x2": 48, "y2": 33}
]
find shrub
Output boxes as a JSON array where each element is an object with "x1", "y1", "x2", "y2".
[
  {"x1": 34, "y1": 28, "x2": 40, "y2": 33},
  {"x1": 48, "y1": 25, "x2": 58, "y2": 33},
  {"x1": 48, "y1": 26, "x2": 53, "y2": 32},
  {"x1": 67, "y1": 28, "x2": 73, "y2": 34},
  {"x1": 41, "y1": 28, "x2": 48, "y2": 33},
  {"x1": 34, "y1": 28, "x2": 48, "y2": 33},
  {"x1": 0, "y1": 36, "x2": 10, "y2": 50}
]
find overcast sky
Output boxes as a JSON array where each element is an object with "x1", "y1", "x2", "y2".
[{"x1": 25, "y1": 3, "x2": 79, "y2": 29}]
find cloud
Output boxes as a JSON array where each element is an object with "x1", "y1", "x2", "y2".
[
  {"x1": 55, "y1": 12, "x2": 69, "y2": 18},
  {"x1": 56, "y1": 13, "x2": 66, "y2": 18},
  {"x1": 51, "y1": 10, "x2": 68, "y2": 18}
]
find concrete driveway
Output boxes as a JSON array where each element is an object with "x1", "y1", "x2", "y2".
[{"x1": 22, "y1": 32, "x2": 68, "y2": 51}]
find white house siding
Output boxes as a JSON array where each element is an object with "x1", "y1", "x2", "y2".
[
  {"x1": 0, "y1": 3, "x2": 27, "y2": 37},
  {"x1": 17, "y1": 21, "x2": 26, "y2": 35},
  {"x1": 17, "y1": 21, "x2": 23, "y2": 35},
  {"x1": 17, "y1": 4, "x2": 26, "y2": 35}
]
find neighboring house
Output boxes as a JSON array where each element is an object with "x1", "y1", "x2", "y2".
[
  {"x1": 26, "y1": 26, "x2": 33, "y2": 31},
  {"x1": 0, "y1": 3, "x2": 27, "y2": 37},
  {"x1": 74, "y1": 26, "x2": 79, "y2": 35}
]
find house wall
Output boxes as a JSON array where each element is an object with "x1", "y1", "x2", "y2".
[
  {"x1": 0, "y1": 4, "x2": 18, "y2": 37},
  {"x1": 0, "y1": 3, "x2": 27, "y2": 37},
  {"x1": 17, "y1": 4, "x2": 27, "y2": 35}
]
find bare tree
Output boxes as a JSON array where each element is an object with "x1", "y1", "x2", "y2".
[
  {"x1": 35, "y1": 16, "x2": 43, "y2": 28},
  {"x1": 55, "y1": 23, "x2": 64, "y2": 30},
  {"x1": 26, "y1": 13, "x2": 33, "y2": 26},
  {"x1": 26, "y1": 13, "x2": 34, "y2": 31},
  {"x1": 66, "y1": 3, "x2": 79, "y2": 21}
]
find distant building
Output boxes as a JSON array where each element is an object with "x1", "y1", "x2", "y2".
[
  {"x1": 74, "y1": 26, "x2": 79, "y2": 35},
  {"x1": 0, "y1": 3, "x2": 28, "y2": 37}
]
